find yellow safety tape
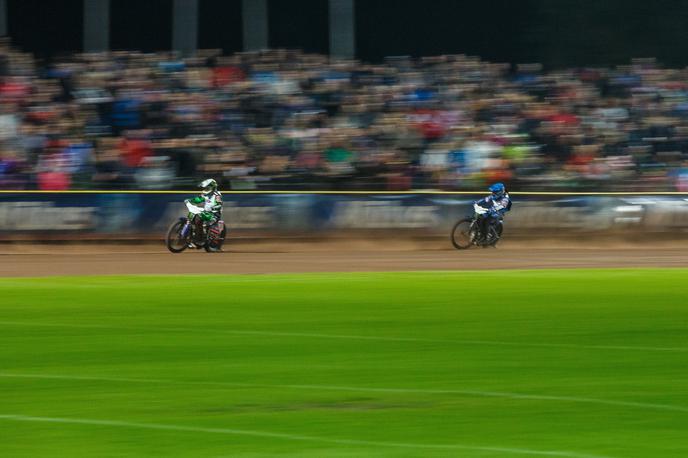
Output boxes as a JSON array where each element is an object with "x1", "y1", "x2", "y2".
[{"x1": 0, "y1": 190, "x2": 686, "y2": 196}]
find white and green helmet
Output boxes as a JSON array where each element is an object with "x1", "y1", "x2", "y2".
[{"x1": 199, "y1": 178, "x2": 218, "y2": 195}]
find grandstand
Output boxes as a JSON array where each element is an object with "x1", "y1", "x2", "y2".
[{"x1": 1, "y1": 3, "x2": 687, "y2": 458}]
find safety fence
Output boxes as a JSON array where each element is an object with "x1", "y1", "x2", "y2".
[{"x1": 0, "y1": 192, "x2": 687, "y2": 240}]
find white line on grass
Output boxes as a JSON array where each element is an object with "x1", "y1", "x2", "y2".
[
  {"x1": 0, "y1": 319, "x2": 685, "y2": 353},
  {"x1": 1, "y1": 372, "x2": 686, "y2": 414},
  {"x1": 0, "y1": 414, "x2": 615, "y2": 458}
]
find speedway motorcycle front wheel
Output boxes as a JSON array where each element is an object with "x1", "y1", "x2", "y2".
[
  {"x1": 451, "y1": 218, "x2": 475, "y2": 250},
  {"x1": 166, "y1": 220, "x2": 190, "y2": 253}
]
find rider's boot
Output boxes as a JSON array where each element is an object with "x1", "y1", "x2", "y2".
[
  {"x1": 482, "y1": 228, "x2": 496, "y2": 245},
  {"x1": 488, "y1": 228, "x2": 500, "y2": 247}
]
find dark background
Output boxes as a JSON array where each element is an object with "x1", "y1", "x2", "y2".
[
  {"x1": 7, "y1": 0, "x2": 83, "y2": 58},
  {"x1": 7, "y1": 0, "x2": 688, "y2": 68},
  {"x1": 269, "y1": 0, "x2": 329, "y2": 54},
  {"x1": 110, "y1": 0, "x2": 172, "y2": 51},
  {"x1": 198, "y1": 0, "x2": 242, "y2": 54}
]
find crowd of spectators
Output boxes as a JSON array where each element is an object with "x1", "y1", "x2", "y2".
[{"x1": 0, "y1": 40, "x2": 687, "y2": 191}]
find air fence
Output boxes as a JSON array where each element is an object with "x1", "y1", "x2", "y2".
[{"x1": 0, "y1": 192, "x2": 687, "y2": 240}]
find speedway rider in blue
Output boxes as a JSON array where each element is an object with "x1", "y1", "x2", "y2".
[{"x1": 476, "y1": 183, "x2": 512, "y2": 243}]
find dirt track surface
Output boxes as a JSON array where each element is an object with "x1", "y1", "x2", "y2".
[{"x1": 1, "y1": 240, "x2": 687, "y2": 277}]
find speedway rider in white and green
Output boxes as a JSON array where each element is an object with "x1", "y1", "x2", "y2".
[{"x1": 189, "y1": 178, "x2": 223, "y2": 225}]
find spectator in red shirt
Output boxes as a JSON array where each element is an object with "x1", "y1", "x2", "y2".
[{"x1": 119, "y1": 131, "x2": 152, "y2": 168}]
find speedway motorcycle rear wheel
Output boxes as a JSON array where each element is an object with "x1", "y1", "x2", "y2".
[{"x1": 204, "y1": 226, "x2": 227, "y2": 253}]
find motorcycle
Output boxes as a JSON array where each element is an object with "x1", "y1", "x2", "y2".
[
  {"x1": 166, "y1": 199, "x2": 226, "y2": 253},
  {"x1": 451, "y1": 203, "x2": 503, "y2": 250}
]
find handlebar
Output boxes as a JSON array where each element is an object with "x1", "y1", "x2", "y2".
[
  {"x1": 185, "y1": 200, "x2": 205, "y2": 215},
  {"x1": 473, "y1": 203, "x2": 489, "y2": 215}
]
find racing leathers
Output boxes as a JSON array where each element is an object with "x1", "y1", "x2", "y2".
[
  {"x1": 190, "y1": 190, "x2": 223, "y2": 225},
  {"x1": 475, "y1": 192, "x2": 512, "y2": 242}
]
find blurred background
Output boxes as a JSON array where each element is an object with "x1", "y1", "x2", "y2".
[{"x1": 0, "y1": 0, "x2": 688, "y2": 191}]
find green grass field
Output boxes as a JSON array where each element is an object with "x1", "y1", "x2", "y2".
[{"x1": 0, "y1": 270, "x2": 687, "y2": 457}]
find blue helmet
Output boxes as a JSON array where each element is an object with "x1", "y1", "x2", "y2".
[{"x1": 489, "y1": 182, "x2": 506, "y2": 198}]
